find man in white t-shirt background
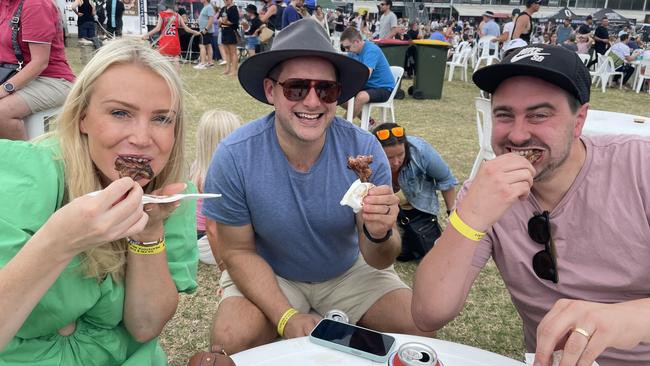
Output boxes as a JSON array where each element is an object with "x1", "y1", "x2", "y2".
[{"x1": 610, "y1": 33, "x2": 636, "y2": 86}]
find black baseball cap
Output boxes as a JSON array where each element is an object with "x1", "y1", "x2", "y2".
[
  {"x1": 526, "y1": 0, "x2": 542, "y2": 5},
  {"x1": 472, "y1": 44, "x2": 590, "y2": 105}
]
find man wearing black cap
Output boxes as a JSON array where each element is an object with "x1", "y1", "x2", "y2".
[
  {"x1": 512, "y1": 0, "x2": 541, "y2": 45},
  {"x1": 413, "y1": 44, "x2": 650, "y2": 366},
  {"x1": 203, "y1": 19, "x2": 433, "y2": 354}
]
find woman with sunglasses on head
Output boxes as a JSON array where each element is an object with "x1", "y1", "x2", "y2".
[
  {"x1": 0, "y1": 39, "x2": 198, "y2": 365},
  {"x1": 372, "y1": 123, "x2": 458, "y2": 262}
]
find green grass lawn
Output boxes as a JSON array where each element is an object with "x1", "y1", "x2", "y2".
[{"x1": 64, "y1": 43, "x2": 650, "y2": 366}]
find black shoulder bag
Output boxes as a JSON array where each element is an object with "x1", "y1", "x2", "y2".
[
  {"x1": 397, "y1": 209, "x2": 442, "y2": 260},
  {"x1": 1, "y1": 0, "x2": 25, "y2": 84}
]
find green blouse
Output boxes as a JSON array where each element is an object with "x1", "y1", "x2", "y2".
[{"x1": 0, "y1": 139, "x2": 198, "y2": 365}]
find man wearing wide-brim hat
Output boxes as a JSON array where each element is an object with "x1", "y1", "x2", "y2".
[
  {"x1": 479, "y1": 10, "x2": 500, "y2": 40},
  {"x1": 413, "y1": 44, "x2": 650, "y2": 366},
  {"x1": 202, "y1": 18, "x2": 434, "y2": 354}
]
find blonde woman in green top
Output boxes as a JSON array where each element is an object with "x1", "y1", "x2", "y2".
[{"x1": 0, "y1": 39, "x2": 198, "y2": 365}]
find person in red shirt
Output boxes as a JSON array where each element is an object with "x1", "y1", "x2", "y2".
[
  {"x1": 142, "y1": 0, "x2": 200, "y2": 70},
  {"x1": 0, "y1": 0, "x2": 76, "y2": 140}
]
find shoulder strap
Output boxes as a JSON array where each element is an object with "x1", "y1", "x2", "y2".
[{"x1": 11, "y1": 0, "x2": 25, "y2": 69}]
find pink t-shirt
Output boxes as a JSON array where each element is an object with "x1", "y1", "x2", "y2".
[
  {"x1": 0, "y1": 0, "x2": 75, "y2": 83},
  {"x1": 462, "y1": 135, "x2": 650, "y2": 365},
  {"x1": 196, "y1": 198, "x2": 206, "y2": 232}
]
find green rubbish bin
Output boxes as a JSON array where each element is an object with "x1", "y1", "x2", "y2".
[
  {"x1": 373, "y1": 39, "x2": 411, "y2": 66},
  {"x1": 409, "y1": 39, "x2": 451, "y2": 100},
  {"x1": 373, "y1": 39, "x2": 411, "y2": 99}
]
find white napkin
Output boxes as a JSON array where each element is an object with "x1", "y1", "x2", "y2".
[
  {"x1": 525, "y1": 352, "x2": 599, "y2": 366},
  {"x1": 340, "y1": 179, "x2": 374, "y2": 213}
]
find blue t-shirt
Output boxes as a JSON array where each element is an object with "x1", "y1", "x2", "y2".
[
  {"x1": 199, "y1": 4, "x2": 215, "y2": 33},
  {"x1": 202, "y1": 113, "x2": 391, "y2": 282},
  {"x1": 348, "y1": 40, "x2": 395, "y2": 91},
  {"x1": 483, "y1": 20, "x2": 500, "y2": 37},
  {"x1": 285, "y1": 0, "x2": 315, "y2": 7},
  {"x1": 429, "y1": 31, "x2": 446, "y2": 41},
  {"x1": 281, "y1": 5, "x2": 301, "y2": 29}
]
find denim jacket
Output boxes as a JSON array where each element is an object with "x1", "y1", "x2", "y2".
[{"x1": 398, "y1": 136, "x2": 458, "y2": 215}]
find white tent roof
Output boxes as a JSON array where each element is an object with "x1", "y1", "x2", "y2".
[{"x1": 353, "y1": 1, "x2": 379, "y2": 13}]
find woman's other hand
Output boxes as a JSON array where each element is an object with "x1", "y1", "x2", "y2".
[{"x1": 136, "y1": 182, "x2": 187, "y2": 239}]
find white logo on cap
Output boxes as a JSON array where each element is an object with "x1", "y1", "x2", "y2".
[{"x1": 510, "y1": 47, "x2": 551, "y2": 63}]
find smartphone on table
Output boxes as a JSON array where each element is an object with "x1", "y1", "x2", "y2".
[{"x1": 309, "y1": 318, "x2": 396, "y2": 363}]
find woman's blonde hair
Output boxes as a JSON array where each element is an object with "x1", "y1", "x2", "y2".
[
  {"x1": 51, "y1": 39, "x2": 186, "y2": 281},
  {"x1": 190, "y1": 110, "x2": 242, "y2": 192}
]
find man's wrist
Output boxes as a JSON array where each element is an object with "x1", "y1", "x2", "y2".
[{"x1": 362, "y1": 224, "x2": 392, "y2": 243}]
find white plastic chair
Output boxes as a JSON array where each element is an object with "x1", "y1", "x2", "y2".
[
  {"x1": 592, "y1": 58, "x2": 623, "y2": 93},
  {"x1": 25, "y1": 107, "x2": 59, "y2": 140},
  {"x1": 446, "y1": 46, "x2": 472, "y2": 82},
  {"x1": 449, "y1": 41, "x2": 468, "y2": 61},
  {"x1": 470, "y1": 43, "x2": 479, "y2": 70},
  {"x1": 345, "y1": 96, "x2": 355, "y2": 122},
  {"x1": 469, "y1": 97, "x2": 495, "y2": 180},
  {"x1": 474, "y1": 36, "x2": 499, "y2": 69},
  {"x1": 577, "y1": 53, "x2": 590, "y2": 66},
  {"x1": 633, "y1": 59, "x2": 650, "y2": 94},
  {"x1": 360, "y1": 66, "x2": 404, "y2": 131}
]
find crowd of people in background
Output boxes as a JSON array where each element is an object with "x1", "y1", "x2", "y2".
[{"x1": 69, "y1": 0, "x2": 649, "y2": 91}]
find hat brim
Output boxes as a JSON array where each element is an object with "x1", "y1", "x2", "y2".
[
  {"x1": 473, "y1": 63, "x2": 585, "y2": 104},
  {"x1": 482, "y1": 13, "x2": 494, "y2": 17},
  {"x1": 238, "y1": 50, "x2": 370, "y2": 105}
]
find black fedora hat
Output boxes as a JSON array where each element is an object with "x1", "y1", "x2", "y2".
[{"x1": 238, "y1": 18, "x2": 369, "y2": 105}]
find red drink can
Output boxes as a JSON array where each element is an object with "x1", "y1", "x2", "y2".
[{"x1": 388, "y1": 342, "x2": 440, "y2": 366}]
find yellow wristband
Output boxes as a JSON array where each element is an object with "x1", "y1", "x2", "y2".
[
  {"x1": 128, "y1": 239, "x2": 166, "y2": 255},
  {"x1": 449, "y1": 210, "x2": 486, "y2": 242},
  {"x1": 276, "y1": 308, "x2": 299, "y2": 338},
  {"x1": 126, "y1": 237, "x2": 162, "y2": 246}
]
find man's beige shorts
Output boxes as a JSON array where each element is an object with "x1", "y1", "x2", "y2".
[
  {"x1": 219, "y1": 255, "x2": 409, "y2": 324},
  {"x1": 16, "y1": 76, "x2": 72, "y2": 113}
]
